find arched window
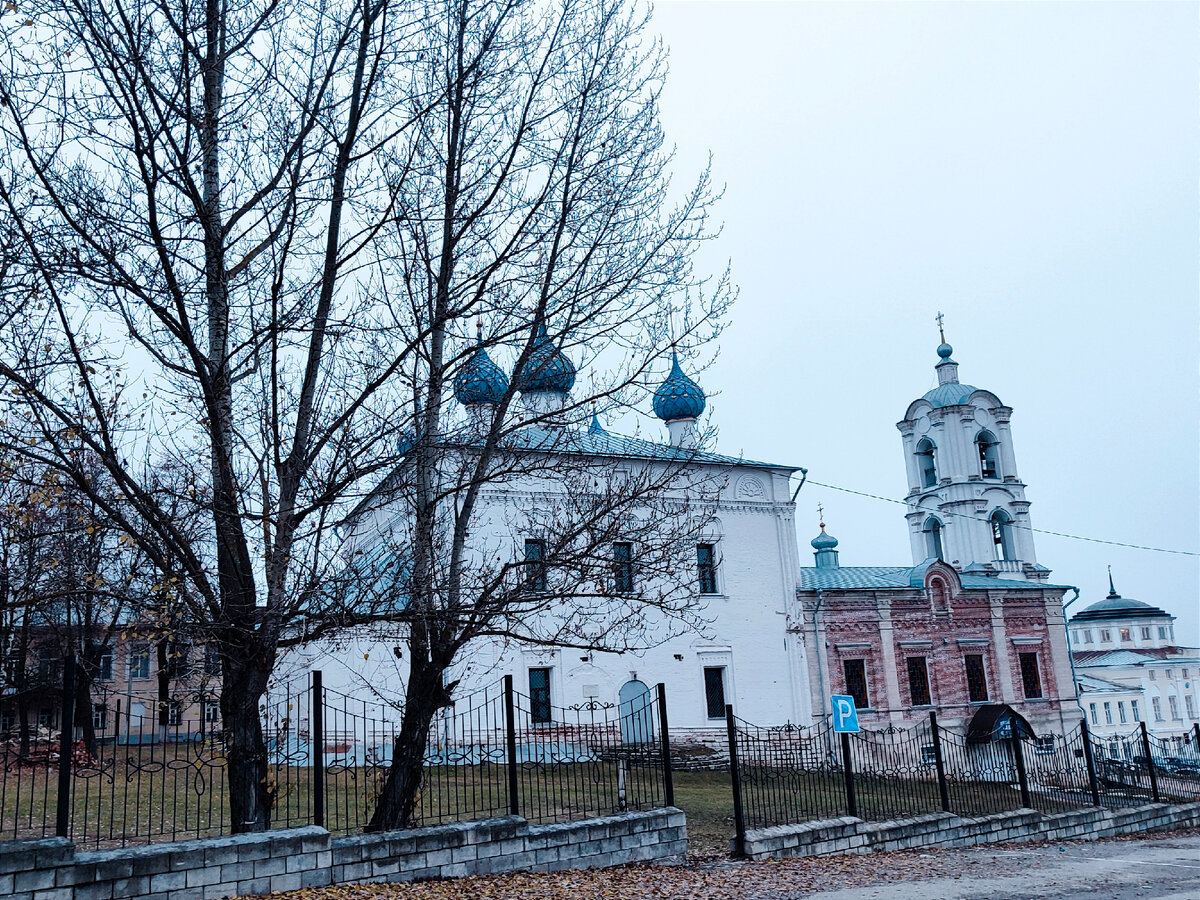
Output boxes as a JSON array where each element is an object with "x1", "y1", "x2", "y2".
[
  {"x1": 976, "y1": 430, "x2": 1001, "y2": 479},
  {"x1": 916, "y1": 438, "x2": 938, "y2": 488},
  {"x1": 990, "y1": 509, "x2": 1015, "y2": 562},
  {"x1": 924, "y1": 517, "x2": 944, "y2": 560}
]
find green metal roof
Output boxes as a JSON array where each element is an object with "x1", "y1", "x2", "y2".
[{"x1": 797, "y1": 565, "x2": 1069, "y2": 592}]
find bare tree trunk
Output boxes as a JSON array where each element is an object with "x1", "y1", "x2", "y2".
[
  {"x1": 222, "y1": 658, "x2": 272, "y2": 832},
  {"x1": 367, "y1": 649, "x2": 450, "y2": 832}
]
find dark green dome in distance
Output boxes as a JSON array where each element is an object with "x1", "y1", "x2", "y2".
[
  {"x1": 811, "y1": 526, "x2": 839, "y2": 550},
  {"x1": 1069, "y1": 573, "x2": 1171, "y2": 623}
]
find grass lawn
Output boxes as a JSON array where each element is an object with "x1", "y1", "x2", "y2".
[{"x1": 0, "y1": 755, "x2": 1146, "y2": 856}]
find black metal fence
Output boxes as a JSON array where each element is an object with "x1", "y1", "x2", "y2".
[
  {"x1": 726, "y1": 708, "x2": 1200, "y2": 857},
  {"x1": 0, "y1": 662, "x2": 673, "y2": 847}
]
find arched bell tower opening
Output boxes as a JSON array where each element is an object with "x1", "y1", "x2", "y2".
[{"x1": 897, "y1": 322, "x2": 1048, "y2": 581}]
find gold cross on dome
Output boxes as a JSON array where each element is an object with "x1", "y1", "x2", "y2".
[
  {"x1": 817, "y1": 502, "x2": 825, "y2": 526},
  {"x1": 936, "y1": 311, "x2": 945, "y2": 344}
]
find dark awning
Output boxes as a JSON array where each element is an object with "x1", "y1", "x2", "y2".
[{"x1": 966, "y1": 704, "x2": 1037, "y2": 744}]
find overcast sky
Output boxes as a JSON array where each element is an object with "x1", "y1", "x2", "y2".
[{"x1": 643, "y1": 1, "x2": 1199, "y2": 642}]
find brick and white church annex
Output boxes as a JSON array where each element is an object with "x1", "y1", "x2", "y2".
[{"x1": 306, "y1": 330, "x2": 1079, "y2": 736}]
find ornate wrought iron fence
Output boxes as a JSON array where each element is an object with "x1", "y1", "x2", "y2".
[
  {"x1": 846, "y1": 718, "x2": 944, "y2": 821},
  {"x1": 725, "y1": 711, "x2": 1200, "y2": 857},
  {"x1": 724, "y1": 715, "x2": 841, "y2": 831},
  {"x1": 0, "y1": 662, "x2": 674, "y2": 846}
]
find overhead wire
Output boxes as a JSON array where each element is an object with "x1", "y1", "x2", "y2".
[{"x1": 804, "y1": 479, "x2": 1198, "y2": 558}]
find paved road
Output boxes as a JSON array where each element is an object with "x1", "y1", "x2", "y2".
[{"x1": 764, "y1": 834, "x2": 1200, "y2": 900}]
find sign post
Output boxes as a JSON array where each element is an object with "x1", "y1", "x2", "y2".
[{"x1": 831, "y1": 694, "x2": 859, "y2": 818}]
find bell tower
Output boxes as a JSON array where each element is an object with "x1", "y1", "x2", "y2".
[{"x1": 895, "y1": 319, "x2": 1048, "y2": 581}]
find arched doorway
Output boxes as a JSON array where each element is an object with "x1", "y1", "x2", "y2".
[{"x1": 618, "y1": 680, "x2": 655, "y2": 745}]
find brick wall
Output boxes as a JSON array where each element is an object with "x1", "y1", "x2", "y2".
[
  {"x1": 0, "y1": 808, "x2": 686, "y2": 900},
  {"x1": 738, "y1": 801, "x2": 1200, "y2": 861}
]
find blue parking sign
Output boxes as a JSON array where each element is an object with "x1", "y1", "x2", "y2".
[{"x1": 831, "y1": 695, "x2": 860, "y2": 733}]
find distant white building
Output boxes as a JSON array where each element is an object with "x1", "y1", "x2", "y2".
[{"x1": 1069, "y1": 578, "x2": 1200, "y2": 758}]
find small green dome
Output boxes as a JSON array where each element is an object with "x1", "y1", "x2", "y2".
[{"x1": 811, "y1": 526, "x2": 838, "y2": 550}]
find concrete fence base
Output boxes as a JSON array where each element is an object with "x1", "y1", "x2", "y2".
[
  {"x1": 737, "y1": 801, "x2": 1200, "y2": 860},
  {"x1": 0, "y1": 807, "x2": 686, "y2": 900}
]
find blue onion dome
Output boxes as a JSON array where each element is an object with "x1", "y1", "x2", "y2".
[
  {"x1": 514, "y1": 323, "x2": 576, "y2": 394},
  {"x1": 453, "y1": 328, "x2": 509, "y2": 406},
  {"x1": 937, "y1": 342, "x2": 954, "y2": 359},
  {"x1": 652, "y1": 351, "x2": 706, "y2": 421},
  {"x1": 811, "y1": 525, "x2": 839, "y2": 550}
]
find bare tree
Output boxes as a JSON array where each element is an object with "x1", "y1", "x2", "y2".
[
  {"x1": 0, "y1": 0, "x2": 730, "y2": 834},
  {"x1": 349, "y1": 0, "x2": 732, "y2": 830}
]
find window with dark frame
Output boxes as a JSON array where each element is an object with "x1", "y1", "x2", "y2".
[
  {"x1": 524, "y1": 539, "x2": 547, "y2": 592},
  {"x1": 528, "y1": 667, "x2": 552, "y2": 725},
  {"x1": 613, "y1": 542, "x2": 634, "y2": 594},
  {"x1": 964, "y1": 654, "x2": 989, "y2": 703},
  {"x1": 1018, "y1": 652, "x2": 1043, "y2": 699},
  {"x1": 92, "y1": 703, "x2": 108, "y2": 731},
  {"x1": 703, "y1": 666, "x2": 726, "y2": 719},
  {"x1": 166, "y1": 641, "x2": 192, "y2": 678},
  {"x1": 697, "y1": 543, "x2": 717, "y2": 594},
  {"x1": 129, "y1": 644, "x2": 151, "y2": 679},
  {"x1": 204, "y1": 645, "x2": 221, "y2": 676},
  {"x1": 843, "y1": 659, "x2": 869, "y2": 710},
  {"x1": 906, "y1": 656, "x2": 932, "y2": 707},
  {"x1": 97, "y1": 649, "x2": 113, "y2": 682}
]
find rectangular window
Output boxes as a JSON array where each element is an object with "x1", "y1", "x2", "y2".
[
  {"x1": 612, "y1": 542, "x2": 634, "y2": 594},
  {"x1": 36, "y1": 649, "x2": 56, "y2": 680},
  {"x1": 1100, "y1": 629, "x2": 1111, "y2": 642},
  {"x1": 37, "y1": 708, "x2": 53, "y2": 728},
  {"x1": 97, "y1": 650, "x2": 113, "y2": 682},
  {"x1": 1158, "y1": 627, "x2": 1168, "y2": 640},
  {"x1": 1089, "y1": 702, "x2": 1098, "y2": 725},
  {"x1": 697, "y1": 543, "x2": 718, "y2": 594},
  {"x1": 1084, "y1": 629, "x2": 1093, "y2": 645},
  {"x1": 1131, "y1": 699, "x2": 1141, "y2": 722},
  {"x1": 843, "y1": 659, "x2": 870, "y2": 710},
  {"x1": 703, "y1": 667, "x2": 727, "y2": 720},
  {"x1": 0, "y1": 708, "x2": 12, "y2": 733},
  {"x1": 1141, "y1": 627, "x2": 1151, "y2": 641},
  {"x1": 1018, "y1": 652, "x2": 1043, "y2": 700},
  {"x1": 906, "y1": 657, "x2": 931, "y2": 707},
  {"x1": 1035, "y1": 735, "x2": 1056, "y2": 755},
  {"x1": 1187, "y1": 695, "x2": 1196, "y2": 719},
  {"x1": 524, "y1": 540, "x2": 547, "y2": 592},
  {"x1": 528, "y1": 668, "x2": 552, "y2": 725},
  {"x1": 203, "y1": 701, "x2": 221, "y2": 724},
  {"x1": 166, "y1": 641, "x2": 192, "y2": 678},
  {"x1": 1119, "y1": 628, "x2": 1131, "y2": 642},
  {"x1": 1150, "y1": 669, "x2": 1157, "y2": 681},
  {"x1": 204, "y1": 645, "x2": 221, "y2": 677},
  {"x1": 1166, "y1": 669, "x2": 1174, "y2": 680},
  {"x1": 92, "y1": 703, "x2": 108, "y2": 732},
  {"x1": 1104, "y1": 701, "x2": 1112, "y2": 725},
  {"x1": 1168, "y1": 696, "x2": 1180, "y2": 720},
  {"x1": 167, "y1": 700, "x2": 183, "y2": 728},
  {"x1": 921, "y1": 745, "x2": 937, "y2": 765},
  {"x1": 1184, "y1": 669, "x2": 1190, "y2": 678},
  {"x1": 129, "y1": 644, "x2": 151, "y2": 679},
  {"x1": 1152, "y1": 697, "x2": 1163, "y2": 721},
  {"x1": 964, "y1": 654, "x2": 989, "y2": 703},
  {"x1": 1118, "y1": 701, "x2": 1127, "y2": 724}
]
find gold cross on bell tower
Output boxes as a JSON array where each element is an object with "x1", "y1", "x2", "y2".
[{"x1": 936, "y1": 311, "x2": 946, "y2": 344}]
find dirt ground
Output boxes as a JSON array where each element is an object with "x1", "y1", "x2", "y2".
[{"x1": 257, "y1": 826, "x2": 1200, "y2": 900}]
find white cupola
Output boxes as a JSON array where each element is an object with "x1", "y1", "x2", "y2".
[{"x1": 895, "y1": 322, "x2": 1048, "y2": 581}]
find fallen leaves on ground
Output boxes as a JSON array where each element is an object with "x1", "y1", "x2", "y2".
[
  {"x1": 258, "y1": 827, "x2": 1200, "y2": 900},
  {"x1": 257, "y1": 848, "x2": 1017, "y2": 900}
]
